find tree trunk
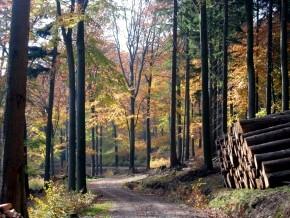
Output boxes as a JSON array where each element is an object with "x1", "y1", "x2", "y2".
[
  {"x1": 222, "y1": 0, "x2": 228, "y2": 133},
  {"x1": 95, "y1": 126, "x2": 99, "y2": 175},
  {"x1": 184, "y1": 35, "x2": 190, "y2": 161},
  {"x1": 129, "y1": 91, "x2": 135, "y2": 173},
  {"x1": 146, "y1": 77, "x2": 152, "y2": 170},
  {"x1": 170, "y1": 0, "x2": 179, "y2": 168},
  {"x1": 44, "y1": 46, "x2": 57, "y2": 182},
  {"x1": 280, "y1": 0, "x2": 289, "y2": 111},
  {"x1": 76, "y1": 0, "x2": 87, "y2": 193},
  {"x1": 113, "y1": 123, "x2": 118, "y2": 170},
  {"x1": 177, "y1": 71, "x2": 183, "y2": 162},
  {"x1": 99, "y1": 126, "x2": 103, "y2": 176},
  {"x1": 245, "y1": 0, "x2": 256, "y2": 118},
  {"x1": 1, "y1": 0, "x2": 30, "y2": 216},
  {"x1": 200, "y1": 0, "x2": 213, "y2": 170},
  {"x1": 266, "y1": 0, "x2": 273, "y2": 115},
  {"x1": 56, "y1": 0, "x2": 77, "y2": 191},
  {"x1": 91, "y1": 126, "x2": 95, "y2": 177}
]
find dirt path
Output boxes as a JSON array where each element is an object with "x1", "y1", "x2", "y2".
[{"x1": 88, "y1": 175, "x2": 219, "y2": 218}]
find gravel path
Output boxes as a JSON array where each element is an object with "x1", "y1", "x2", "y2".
[{"x1": 88, "y1": 175, "x2": 220, "y2": 218}]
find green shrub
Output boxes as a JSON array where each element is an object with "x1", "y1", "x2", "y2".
[{"x1": 29, "y1": 182, "x2": 95, "y2": 218}]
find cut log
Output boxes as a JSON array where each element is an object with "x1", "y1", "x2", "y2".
[
  {"x1": 254, "y1": 149, "x2": 290, "y2": 168},
  {"x1": 263, "y1": 170, "x2": 290, "y2": 188},
  {"x1": 245, "y1": 127, "x2": 290, "y2": 146},
  {"x1": 262, "y1": 157, "x2": 290, "y2": 173},
  {"x1": 217, "y1": 111, "x2": 290, "y2": 190}
]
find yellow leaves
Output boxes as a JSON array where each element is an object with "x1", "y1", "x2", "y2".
[{"x1": 56, "y1": 13, "x2": 85, "y2": 29}]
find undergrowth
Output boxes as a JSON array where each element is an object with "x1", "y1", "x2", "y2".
[{"x1": 29, "y1": 182, "x2": 95, "y2": 218}]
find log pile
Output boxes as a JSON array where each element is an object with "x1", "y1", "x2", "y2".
[{"x1": 217, "y1": 111, "x2": 290, "y2": 189}]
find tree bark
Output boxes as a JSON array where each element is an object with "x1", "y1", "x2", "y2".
[
  {"x1": 95, "y1": 126, "x2": 99, "y2": 175},
  {"x1": 76, "y1": 0, "x2": 87, "y2": 193},
  {"x1": 170, "y1": 0, "x2": 179, "y2": 168},
  {"x1": 146, "y1": 77, "x2": 152, "y2": 169},
  {"x1": 1, "y1": 0, "x2": 30, "y2": 216},
  {"x1": 91, "y1": 126, "x2": 95, "y2": 177},
  {"x1": 280, "y1": 0, "x2": 289, "y2": 111},
  {"x1": 177, "y1": 71, "x2": 183, "y2": 162},
  {"x1": 129, "y1": 91, "x2": 135, "y2": 172},
  {"x1": 266, "y1": 0, "x2": 273, "y2": 115},
  {"x1": 200, "y1": 0, "x2": 213, "y2": 170},
  {"x1": 99, "y1": 126, "x2": 103, "y2": 176},
  {"x1": 245, "y1": 0, "x2": 256, "y2": 118},
  {"x1": 222, "y1": 0, "x2": 228, "y2": 133},
  {"x1": 184, "y1": 35, "x2": 190, "y2": 161},
  {"x1": 44, "y1": 47, "x2": 57, "y2": 182},
  {"x1": 113, "y1": 123, "x2": 118, "y2": 170},
  {"x1": 56, "y1": 0, "x2": 77, "y2": 191}
]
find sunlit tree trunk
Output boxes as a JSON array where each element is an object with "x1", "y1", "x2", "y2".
[{"x1": 0, "y1": 0, "x2": 30, "y2": 216}]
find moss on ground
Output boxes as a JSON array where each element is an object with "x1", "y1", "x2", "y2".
[{"x1": 80, "y1": 202, "x2": 112, "y2": 217}]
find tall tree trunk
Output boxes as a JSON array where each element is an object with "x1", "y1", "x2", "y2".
[
  {"x1": 200, "y1": 0, "x2": 213, "y2": 170},
  {"x1": 222, "y1": 0, "x2": 228, "y2": 133},
  {"x1": 91, "y1": 126, "x2": 95, "y2": 177},
  {"x1": 170, "y1": 0, "x2": 179, "y2": 168},
  {"x1": 281, "y1": 0, "x2": 289, "y2": 111},
  {"x1": 146, "y1": 77, "x2": 152, "y2": 170},
  {"x1": 112, "y1": 123, "x2": 118, "y2": 170},
  {"x1": 95, "y1": 126, "x2": 99, "y2": 175},
  {"x1": 245, "y1": 0, "x2": 256, "y2": 118},
  {"x1": 0, "y1": 0, "x2": 30, "y2": 216},
  {"x1": 266, "y1": 0, "x2": 273, "y2": 115},
  {"x1": 255, "y1": 0, "x2": 260, "y2": 113},
  {"x1": 56, "y1": 0, "x2": 77, "y2": 191},
  {"x1": 177, "y1": 73, "x2": 183, "y2": 162},
  {"x1": 99, "y1": 126, "x2": 103, "y2": 176},
  {"x1": 129, "y1": 91, "x2": 135, "y2": 172},
  {"x1": 184, "y1": 35, "x2": 190, "y2": 161},
  {"x1": 76, "y1": 0, "x2": 87, "y2": 193},
  {"x1": 44, "y1": 46, "x2": 57, "y2": 181}
]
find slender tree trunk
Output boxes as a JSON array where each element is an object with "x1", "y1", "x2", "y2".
[
  {"x1": 129, "y1": 91, "x2": 135, "y2": 172},
  {"x1": 281, "y1": 0, "x2": 289, "y2": 111},
  {"x1": 56, "y1": 0, "x2": 77, "y2": 191},
  {"x1": 184, "y1": 35, "x2": 190, "y2": 161},
  {"x1": 170, "y1": 0, "x2": 179, "y2": 168},
  {"x1": 76, "y1": 0, "x2": 87, "y2": 193},
  {"x1": 255, "y1": 0, "x2": 260, "y2": 113},
  {"x1": 95, "y1": 126, "x2": 99, "y2": 175},
  {"x1": 44, "y1": 46, "x2": 57, "y2": 182},
  {"x1": 0, "y1": 0, "x2": 30, "y2": 216},
  {"x1": 112, "y1": 123, "x2": 118, "y2": 170},
  {"x1": 91, "y1": 126, "x2": 95, "y2": 177},
  {"x1": 200, "y1": 0, "x2": 213, "y2": 170},
  {"x1": 99, "y1": 126, "x2": 103, "y2": 176},
  {"x1": 177, "y1": 73, "x2": 183, "y2": 162},
  {"x1": 222, "y1": 0, "x2": 228, "y2": 133},
  {"x1": 146, "y1": 77, "x2": 152, "y2": 169},
  {"x1": 266, "y1": 0, "x2": 273, "y2": 115},
  {"x1": 245, "y1": 0, "x2": 256, "y2": 118}
]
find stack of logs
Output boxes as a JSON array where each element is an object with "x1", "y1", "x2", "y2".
[{"x1": 217, "y1": 111, "x2": 290, "y2": 189}]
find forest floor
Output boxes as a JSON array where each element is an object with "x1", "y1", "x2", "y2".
[{"x1": 87, "y1": 174, "x2": 224, "y2": 218}]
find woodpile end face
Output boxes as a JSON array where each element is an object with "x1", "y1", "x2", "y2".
[{"x1": 217, "y1": 111, "x2": 290, "y2": 189}]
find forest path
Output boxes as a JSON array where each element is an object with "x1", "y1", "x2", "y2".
[{"x1": 88, "y1": 174, "x2": 214, "y2": 218}]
